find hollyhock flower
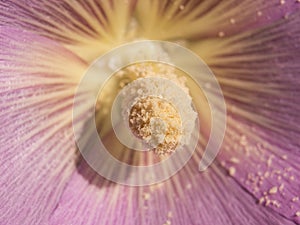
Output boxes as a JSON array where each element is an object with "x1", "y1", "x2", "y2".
[{"x1": 1, "y1": 0, "x2": 300, "y2": 224}]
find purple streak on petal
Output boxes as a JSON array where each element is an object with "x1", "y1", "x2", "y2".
[
  {"x1": 50, "y1": 160, "x2": 140, "y2": 225},
  {"x1": 50, "y1": 155, "x2": 295, "y2": 225},
  {"x1": 0, "y1": 27, "x2": 89, "y2": 225},
  {"x1": 167, "y1": 163, "x2": 296, "y2": 225},
  {"x1": 0, "y1": 0, "x2": 137, "y2": 44},
  {"x1": 135, "y1": 0, "x2": 300, "y2": 40},
  {"x1": 237, "y1": 0, "x2": 300, "y2": 34},
  {"x1": 210, "y1": 12, "x2": 300, "y2": 223},
  {"x1": 211, "y1": 12, "x2": 300, "y2": 149},
  {"x1": 219, "y1": 117, "x2": 300, "y2": 224}
]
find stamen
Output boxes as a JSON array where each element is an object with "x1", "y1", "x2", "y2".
[
  {"x1": 111, "y1": 62, "x2": 198, "y2": 156},
  {"x1": 129, "y1": 96, "x2": 182, "y2": 155}
]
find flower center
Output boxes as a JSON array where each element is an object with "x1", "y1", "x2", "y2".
[
  {"x1": 129, "y1": 96, "x2": 182, "y2": 155},
  {"x1": 109, "y1": 62, "x2": 199, "y2": 157}
]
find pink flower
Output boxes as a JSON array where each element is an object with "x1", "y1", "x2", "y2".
[{"x1": 1, "y1": 1, "x2": 300, "y2": 224}]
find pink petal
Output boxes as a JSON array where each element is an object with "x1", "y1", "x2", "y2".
[
  {"x1": 220, "y1": 118, "x2": 300, "y2": 223},
  {"x1": 2, "y1": 1, "x2": 299, "y2": 62},
  {"x1": 0, "y1": 28, "x2": 90, "y2": 225},
  {"x1": 0, "y1": 0, "x2": 137, "y2": 62},
  {"x1": 50, "y1": 158, "x2": 294, "y2": 224},
  {"x1": 135, "y1": 0, "x2": 300, "y2": 39},
  {"x1": 212, "y1": 13, "x2": 300, "y2": 223}
]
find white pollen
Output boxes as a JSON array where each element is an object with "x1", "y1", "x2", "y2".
[
  {"x1": 271, "y1": 200, "x2": 280, "y2": 208},
  {"x1": 128, "y1": 96, "x2": 181, "y2": 154},
  {"x1": 149, "y1": 117, "x2": 167, "y2": 148},
  {"x1": 230, "y1": 18, "x2": 236, "y2": 24},
  {"x1": 228, "y1": 167, "x2": 236, "y2": 176},
  {"x1": 279, "y1": 183, "x2": 284, "y2": 192},
  {"x1": 264, "y1": 171, "x2": 270, "y2": 178},
  {"x1": 143, "y1": 193, "x2": 150, "y2": 200},
  {"x1": 218, "y1": 31, "x2": 225, "y2": 37},
  {"x1": 116, "y1": 69, "x2": 197, "y2": 155},
  {"x1": 229, "y1": 157, "x2": 240, "y2": 164},
  {"x1": 269, "y1": 186, "x2": 278, "y2": 194},
  {"x1": 267, "y1": 157, "x2": 272, "y2": 167},
  {"x1": 258, "y1": 197, "x2": 265, "y2": 205}
]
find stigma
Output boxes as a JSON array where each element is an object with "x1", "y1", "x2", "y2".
[
  {"x1": 112, "y1": 62, "x2": 197, "y2": 156},
  {"x1": 129, "y1": 96, "x2": 182, "y2": 155}
]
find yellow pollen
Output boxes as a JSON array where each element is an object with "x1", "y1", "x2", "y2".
[
  {"x1": 228, "y1": 167, "x2": 236, "y2": 176},
  {"x1": 163, "y1": 220, "x2": 171, "y2": 225},
  {"x1": 218, "y1": 31, "x2": 225, "y2": 37},
  {"x1": 129, "y1": 96, "x2": 182, "y2": 155},
  {"x1": 269, "y1": 186, "x2": 278, "y2": 194},
  {"x1": 230, "y1": 157, "x2": 240, "y2": 164},
  {"x1": 143, "y1": 192, "x2": 151, "y2": 200},
  {"x1": 279, "y1": 183, "x2": 284, "y2": 192}
]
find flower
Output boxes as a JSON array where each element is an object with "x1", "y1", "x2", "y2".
[{"x1": 1, "y1": 0, "x2": 300, "y2": 225}]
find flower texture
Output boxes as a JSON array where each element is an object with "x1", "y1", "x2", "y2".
[{"x1": 0, "y1": 0, "x2": 300, "y2": 225}]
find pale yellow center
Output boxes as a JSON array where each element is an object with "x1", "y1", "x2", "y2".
[{"x1": 129, "y1": 96, "x2": 182, "y2": 155}]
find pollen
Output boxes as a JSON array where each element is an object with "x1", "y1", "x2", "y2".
[
  {"x1": 269, "y1": 186, "x2": 278, "y2": 194},
  {"x1": 179, "y1": 5, "x2": 185, "y2": 10},
  {"x1": 230, "y1": 18, "x2": 236, "y2": 24},
  {"x1": 229, "y1": 157, "x2": 240, "y2": 164},
  {"x1": 115, "y1": 62, "x2": 197, "y2": 155},
  {"x1": 257, "y1": 11, "x2": 262, "y2": 17},
  {"x1": 228, "y1": 166, "x2": 236, "y2": 176},
  {"x1": 129, "y1": 96, "x2": 182, "y2": 155},
  {"x1": 218, "y1": 31, "x2": 225, "y2": 37},
  {"x1": 143, "y1": 192, "x2": 151, "y2": 200}
]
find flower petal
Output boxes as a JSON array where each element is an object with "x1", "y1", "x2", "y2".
[
  {"x1": 50, "y1": 156, "x2": 295, "y2": 224},
  {"x1": 0, "y1": 28, "x2": 90, "y2": 225},
  {"x1": 0, "y1": 0, "x2": 137, "y2": 61},
  {"x1": 207, "y1": 13, "x2": 300, "y2": 223},
  {"x1": 220, "y1": 118, "x2": 300, "y2": 224},
  {"x1": 164, "y1": 162, "x2": 296, "y2": 225},
  {"x1": 135, "y1": 0, "x2": 300, "y2": 40}
]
